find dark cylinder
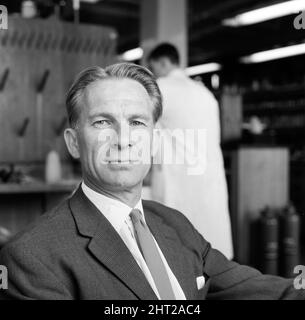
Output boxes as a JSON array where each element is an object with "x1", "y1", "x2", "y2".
[
  {"x1": 259, "y1": 207, "x2": 279, "y2": 275},
  {"x1": 279, "y1": 204, "x2": 300, "y2": 278}
]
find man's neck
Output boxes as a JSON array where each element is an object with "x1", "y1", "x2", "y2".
[
  {"x1": 164, "y1": 65, "x2": 179, "y2": 77},
  {"x1": 83, "y1": 178, "x2": 142, "y2": 208}
]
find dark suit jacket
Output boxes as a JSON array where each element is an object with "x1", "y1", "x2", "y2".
[{"x1": 0, "y1": 186, "x2": 304, "y2": 300}]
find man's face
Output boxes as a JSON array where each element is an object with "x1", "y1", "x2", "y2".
[{"x1": 66, "y1": 78, "x2": 155, "y2": 192}]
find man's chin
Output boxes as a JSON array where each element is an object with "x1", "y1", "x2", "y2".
[
  {"x1": 99, "y1": 171, "x2": 143, "y2": 189},
  {"x1": 105, "y1": 180, "x2": 142, "y2": 191}
]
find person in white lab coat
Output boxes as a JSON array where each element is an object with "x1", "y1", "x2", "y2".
[{"x1": 148, "y1": 43, "x2": 233, "y2": 259}]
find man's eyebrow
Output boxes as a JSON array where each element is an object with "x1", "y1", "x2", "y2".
[
  {"x1": 88, "y1": 112, "x2": 151, "y2": 122},
  {"x1": 128, "y1": 114, "x2": 151, "y2": 121},
  {"x1": 88, "y1": 112, "x2": 116, "y2": 121}
]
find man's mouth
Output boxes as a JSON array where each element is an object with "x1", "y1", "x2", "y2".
[{"x1": 107, "y1": 159, "x2": 139, "y2": 164}]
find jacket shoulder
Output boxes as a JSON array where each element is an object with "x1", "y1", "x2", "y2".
[{"x1": 0, "y1": 198, "x2": 74, "y2": 255}]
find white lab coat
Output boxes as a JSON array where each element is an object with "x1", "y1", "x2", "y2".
[{"x1": 150, "y1": 69, "x2": 233, "y2": 259}]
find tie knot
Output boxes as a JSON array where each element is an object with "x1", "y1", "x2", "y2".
[{"x1": 130, "y1": 209, "x2": 143, "y2": 225}]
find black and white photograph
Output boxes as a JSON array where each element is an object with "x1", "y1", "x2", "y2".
[{"x1": 0, "y1": 0, "x2": 305, "y2": 304}]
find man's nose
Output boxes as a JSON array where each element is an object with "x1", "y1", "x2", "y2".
[{"x1": 113, "y1": 123, "x2": 132, "y2": 150}]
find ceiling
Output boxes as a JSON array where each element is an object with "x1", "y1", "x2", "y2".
[{"x1": 3, "y1": 0, "x2": 305, "y2": 74}]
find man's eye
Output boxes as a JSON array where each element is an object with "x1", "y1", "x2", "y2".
[
  {"x1": 93, "y1": 120, "x2": 111, "y2": 127},
  {"x1": 131, "y1": 120, "x2": 145, "y2": 126}
]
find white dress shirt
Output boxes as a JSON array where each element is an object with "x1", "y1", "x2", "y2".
[{"x1": 81, "y1": 182, "x2": 186, "y2": 300}]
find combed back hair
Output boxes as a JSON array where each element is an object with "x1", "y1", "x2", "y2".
[
  {"x1": 148, "y1": 43, "x2": 180, "y2": 65},
  {"x1": 66, "y1": 63, "x2": 163, "y2": 128}
]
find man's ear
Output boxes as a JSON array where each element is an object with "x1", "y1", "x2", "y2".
[{"x1": 64, "y1": 128, "x2": 80, "y2": 159}]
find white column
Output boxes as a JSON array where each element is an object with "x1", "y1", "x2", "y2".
[{"x1": 140, "y1": 0, "x2": 187, "y2": 68}]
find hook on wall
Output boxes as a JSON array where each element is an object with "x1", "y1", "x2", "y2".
[
  {"x1": 0, "y1": 68, "x2": 10, "y2": 91},
  {"x1": 16, "y1": 117, "x2": 30, "y2": 137},
  {"x1": 54, "y1": 117, "x2": 67, "y2": 136},
  {"x1": 37, "y1": 69, "x2": 50, "y2": 93}
]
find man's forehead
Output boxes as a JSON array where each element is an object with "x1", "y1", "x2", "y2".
[
  {"x1": 80, "y1": 78, "x2": 154, "y2": 118},
  {"x1": 85, "y1": 78, "x2": 150, "y2": 102}
]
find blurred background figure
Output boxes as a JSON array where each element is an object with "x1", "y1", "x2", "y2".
[{"x1": 148, "y1": 43, "x2": 233, "y2": 259}]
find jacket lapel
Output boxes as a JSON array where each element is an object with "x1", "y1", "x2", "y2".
[
  {"x1": 69, "y1": 186, "x2": 158, "y2": 300},
  {"x1": 144, "y1": 205, "x2": 197, "y2": 300}
]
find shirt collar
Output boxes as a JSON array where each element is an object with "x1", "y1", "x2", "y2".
[{"x1": 81, "y1": 182, "x2": 144, "y2": 234}]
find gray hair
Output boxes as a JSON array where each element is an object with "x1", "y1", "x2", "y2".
[{"x1": 66, "y1": 63, "x2": 163, "y2": 128}]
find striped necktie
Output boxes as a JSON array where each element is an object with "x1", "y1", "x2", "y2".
[{"x1": 130, "y1": 209, "x2": 176, "y2": 300}]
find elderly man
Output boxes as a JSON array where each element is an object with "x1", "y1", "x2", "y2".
[{"x1": 0, "y1": 63, "x2": 303, "y2": 300}]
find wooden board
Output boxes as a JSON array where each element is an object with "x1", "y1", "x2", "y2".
[{"x1": 0, "y1": 17, "x2": 117, "y2": 163}]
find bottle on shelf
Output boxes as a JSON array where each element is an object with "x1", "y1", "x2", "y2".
[
  {"x1": 279, "y1": 204, "x2": 300, "y2": 278},
  {"x1": 45, "y1": 150, "x2": 62, "y2": 184},
  {"x1": 259, "y1": 207, "x2": 279, "y2": 275}
]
